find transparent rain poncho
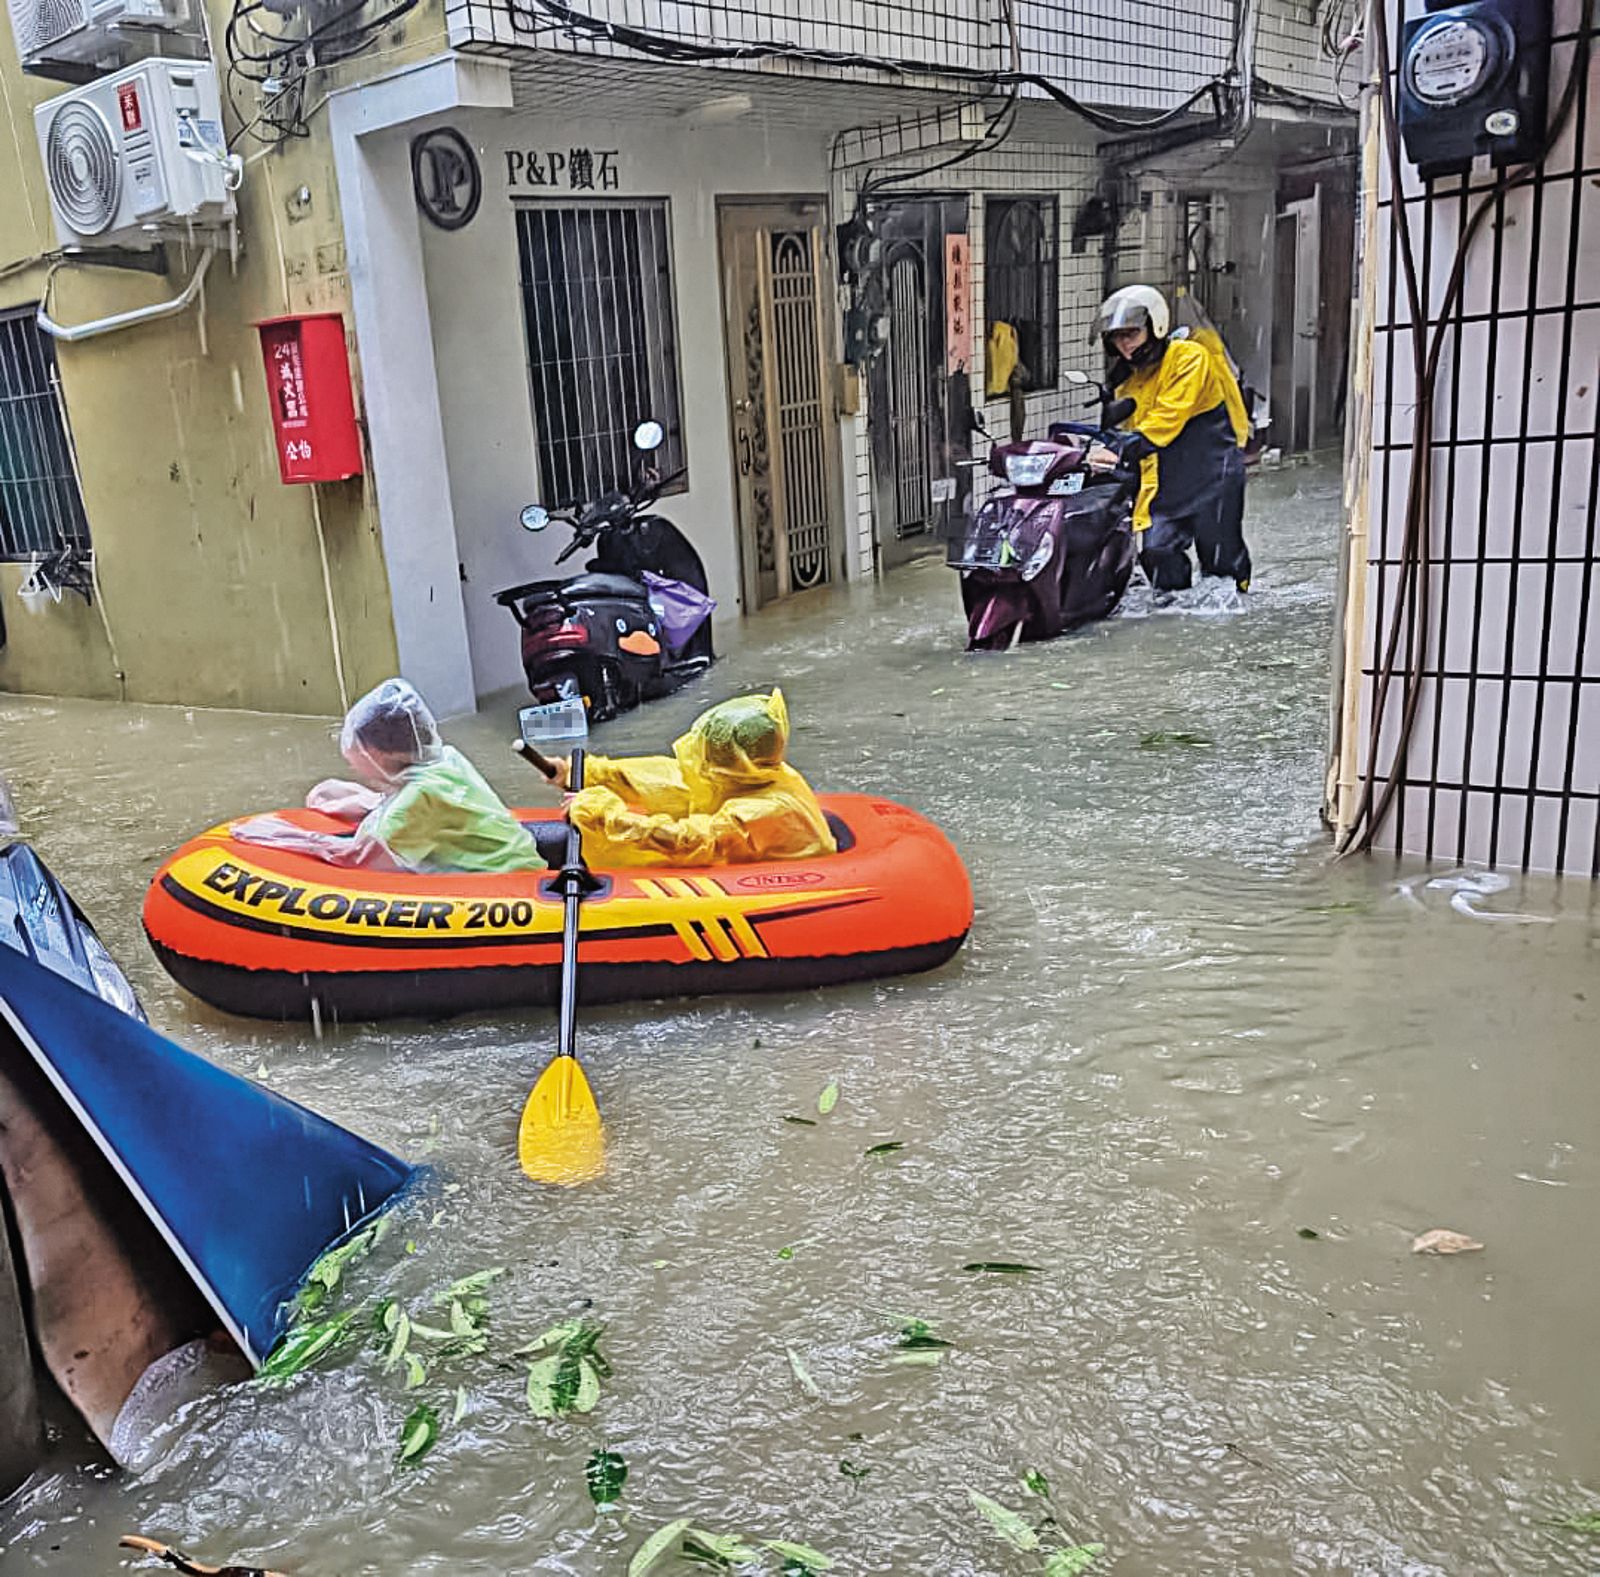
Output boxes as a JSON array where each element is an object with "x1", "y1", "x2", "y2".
[
  {"x1": 233, "y1": 679, "x2": 541, "y2": 873},
  {"x1": 568, "y1": 688, "x2": 837, "y2": 867}
]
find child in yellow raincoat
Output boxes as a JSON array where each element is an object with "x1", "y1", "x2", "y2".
[{"x1": 545, "y1": 689, "x2": 835, "y2": 868}]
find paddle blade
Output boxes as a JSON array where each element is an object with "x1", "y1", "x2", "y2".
[{"x1": 518, "y1": 1055, "x2": 604, "y2": 1185}]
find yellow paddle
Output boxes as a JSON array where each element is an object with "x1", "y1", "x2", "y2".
[{"x1": 517, "y1": 744, "x2": 604, "y2": 1184}]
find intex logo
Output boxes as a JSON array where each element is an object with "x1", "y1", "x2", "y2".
[{"x1": 733, "y1": 871, "x2": 825, "y2": 890}]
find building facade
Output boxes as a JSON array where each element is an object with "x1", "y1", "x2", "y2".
[
  {"x1": 0, "y1": 0, "x2": 1351, "y2": 716},
  {"x1": 1329, "y1": 0, "x2": 1600, "y2": 876}
]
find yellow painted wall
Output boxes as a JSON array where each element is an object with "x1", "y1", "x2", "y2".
[{"x1": 0, "y1": 8, "x2": 444, "y2": 712}]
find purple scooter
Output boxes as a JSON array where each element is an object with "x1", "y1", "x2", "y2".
[{"x1": 946, "y1": 418, "x2": 1137, "y2": 652}]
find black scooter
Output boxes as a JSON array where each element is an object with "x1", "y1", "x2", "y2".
[{"x1": 493, "y1": 421, "x2": 715, "y2": 723}]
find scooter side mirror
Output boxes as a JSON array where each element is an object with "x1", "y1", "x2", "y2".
[
  {"x1": 633, "y1": 420, "x2": 665, "y2": 453},
  {"x1": 1063, "y1": 369, "x2": 1093, "y2": 386},
  {"x1": 520, "y1": 505, "x2": 550, "y2": 532}
]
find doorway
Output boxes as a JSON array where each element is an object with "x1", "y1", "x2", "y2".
[
  {"x1": 718, "y1": 199, "x2": 843, "y2": 610},
  {"x1": 1272, "y1": 186, "x2": 1322, "y2": 454},
  {"x1": 865, "y1": 196, "x2": 972, "y2": 571}
]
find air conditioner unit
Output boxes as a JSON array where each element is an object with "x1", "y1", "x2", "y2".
[
  {"x1": 34, "y1": 59, "x2": 234, "y2": 249},
  {"x1": 7, "y1": 0, "x2": 194, "y2": 74}
]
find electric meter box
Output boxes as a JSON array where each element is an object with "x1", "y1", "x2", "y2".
[
  {"x1": 256, "y1": 314, "x2": 364, "y2": 485},
  {"x1": 1397, "y1": 0, "x2": 1550, "y2": 179}
]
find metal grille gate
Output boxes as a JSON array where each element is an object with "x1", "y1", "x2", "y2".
[
  {"x1": 886, "y1": 247, "x2": 932, "y2": 540},
  {"x1": 0, "y1": 308, "x2": 89, "y2": 559},
  {"x1": 769, "y1": 230, "x2": 830, "y2": 590}
]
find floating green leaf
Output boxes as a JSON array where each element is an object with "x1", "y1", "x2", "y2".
[
  {"x1": 403, "y1": 1352, "x2": 428, "y2": 1389},
  {"x1": 888, "y1": 1351, "x2": 943, "y2": 1367},
  {"x1": 585, "y1": 1448, "x2": 628, "y2": 1508},
  {"x1": 865, "y1": 1142, "x2": 905, "y2": 1156},
  {"x1": 961, "y1": 1261, "x2": 1041, "y2": 1274},
  {"x1": 432, "y1": 1268, "x2": 506, "y2": 1305},
  {"x1": 782, "y1": 1116, "x2": 817, "y2": 1127},
  {"x1": 381, "y1": 1311, "x2": 412, "y2": 1373},
  {"x1": 1548, "y1": 1513, "x2": 1600, "y2": 1533},
  {"x1": 1139, "y1": 730, "x2": 1214, "y2": 749},
  {"x1": 683, "y1": 1529, "x2": 763, "y2": 1567},
  {"x1": 406, "y1": 1319, "x2": 456, "y2": 1341},
  {"x1": 762, "y1": 1540, "x2": 834, "y2": 1570},
  {"x1": 1043, "y1": 1544, "x2": 1106, "y2": 1575},
  {"x1": 817, "y1": 1082, "x2": 839, "y2": 1115},
  {"x1": 449, "y1": 1300, "x2": 480, "y2": 1337},
  {"x1": 839, "y1": 1459, "x2": 871, "y2": 1482},
  {"x1": 1023, "y1": 1469, "x2": 1051, "y2": 1498},
  {"x1": 451, "y1": 1385, "x2": 468, "y2": 1426},
  {"x1": 787, "y1": 1347, "x2": 821, "y2": 1398},
  {"x1": 525, "y1": 1352, "x2": 603, "y2": 1418},
  {"x1": 396, "y1": 1403, "x2": 439, "y2": 1467},
  {"x1": 776, "y1": 1245, "x2": 795, "y2": 1261},
  {"x1": 291, "y1": 1219, "x2": 388, "y2": 1321},
  {"x1": 629, "y1": 1519, "x2": 695, "y2": 1577},
  {"x1": 257, "y1": 1309, "x2": 359, "y2": 1383},
  {"x1": 969, "y1": 1490, "x2": 1041, "y2": 1552}
]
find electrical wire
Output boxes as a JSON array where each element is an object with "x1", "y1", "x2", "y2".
[
  {"x1": 503, "y1": 0, "x2": 1247, "y2": 139},
  {"x1": 1337, "y1": 0, "x2": 1596, "y2": 856},
  {"x1": 223, "y1": 0, "x2": 423, "y2": 148}
]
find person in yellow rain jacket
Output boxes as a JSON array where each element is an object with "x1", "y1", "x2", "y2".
[
  {"x1": 1095, "y1": 285, "x2": 1252, "y2": 594},
  {"x1": 544, "y1": 689, "x2": 836, "y2": 868}
]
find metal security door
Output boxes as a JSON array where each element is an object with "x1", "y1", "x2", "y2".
[
  {"x1": 719, "y1": 200, "x2": 842, "y2": 609},
  {"x1": 866, "y1": 196, "x2": 970, "y2": 572},
  {"x1": 886, "y1": 244, "x2": 933, "y2": 541}
]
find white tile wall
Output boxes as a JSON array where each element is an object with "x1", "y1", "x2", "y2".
[{"x1": 1353, "y1": 3, "x2": 1600, "y2": 875}]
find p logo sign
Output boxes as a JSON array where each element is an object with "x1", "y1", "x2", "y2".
[{"x1": 411, "y1": 128, "x2": 481, "y2": 232}]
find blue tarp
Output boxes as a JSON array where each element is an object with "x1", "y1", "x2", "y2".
[{"x1": 0, "y1": 944, "x2": 414, "y2": 1365}]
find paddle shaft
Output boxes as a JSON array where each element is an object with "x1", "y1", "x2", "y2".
[
  {"x1": 556, "y1": 748, "x2": 586, "y2": 1060},
  {"x1": 513, "y1": 738, "x2": 563, "y2": 780}
]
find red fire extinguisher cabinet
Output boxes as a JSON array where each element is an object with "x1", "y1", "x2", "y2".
[{"x1": 257, "y1": 313, "x2": 364, "y2": 485}]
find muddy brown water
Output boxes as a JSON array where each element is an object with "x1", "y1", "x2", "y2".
[{"x1": 2, "y1": 463, "x2": 1598, "y2": 1575}]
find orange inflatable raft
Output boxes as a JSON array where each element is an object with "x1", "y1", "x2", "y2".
[{"x1": 143, "y1": 795, "x2": 972, "y2": 1021}]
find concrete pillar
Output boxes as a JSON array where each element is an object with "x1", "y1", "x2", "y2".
[{"x1": 327, "y1": 55, "x2": 513, "y2": 718}]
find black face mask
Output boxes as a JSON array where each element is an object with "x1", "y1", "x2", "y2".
[{"x1": 1129, "y1": 334, "x2": 1169, "y2": 369}]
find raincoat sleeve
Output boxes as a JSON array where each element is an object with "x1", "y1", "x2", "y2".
[
  {"x1": 230, "y1": 814, "x2": 404, "y2": 870},
  {"x1": 582, "y1": 754, "x2": 694, "y2": 816},
  {"x1": 305, "y1": 779, "x2": 384, "y2": 821},
  {"x1": 566, "y1": 786, "x2": 833, "y2": 868}
]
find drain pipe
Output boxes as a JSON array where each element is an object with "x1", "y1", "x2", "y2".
[{"x1": 37, "y1": 248, "x2": 214, "y2": 343}]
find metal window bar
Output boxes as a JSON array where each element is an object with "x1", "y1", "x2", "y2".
[
  {"x1": 515, "y1": 201, "x2": 686, "y2": 509},
  {"x1": 0, "y1": 308, "x2": 90, "y2": 560},
  {"x1": 985, "y1": 197, "x2": 1059, "y2": 390}
]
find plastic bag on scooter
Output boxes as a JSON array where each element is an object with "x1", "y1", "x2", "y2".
[{"x1": 641, "y1": 571, "x2": 716, "y2": 652}]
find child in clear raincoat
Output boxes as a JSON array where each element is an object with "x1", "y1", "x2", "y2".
[
  {"x1": 546, "y1": 688, "x2": 835, "y2": 868},
  {"x1": 232, "y1": 679, "x2": 542, "y2": 874}
]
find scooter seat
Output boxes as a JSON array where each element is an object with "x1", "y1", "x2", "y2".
[
  {"x1": 498, "y1": 571, "x2": 645, "y2": 608},
  {"x1": 549, "y1": 572, "x2": 645, "y2": 601}
]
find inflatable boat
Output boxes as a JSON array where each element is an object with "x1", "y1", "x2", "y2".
[{"x1": 144, "y1": 793, "x2": 972, "y2": 1022}]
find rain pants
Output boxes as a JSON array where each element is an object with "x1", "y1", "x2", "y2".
[
  {"x1": 566, "y1": 689, "x2": 837, "y2": 868},
  {"x1": 1115, "y1": 337, "x2": 1251, "y2": 591},
  {"x1": 233, "y1": 679, "x2": 542, "y2": 874}
]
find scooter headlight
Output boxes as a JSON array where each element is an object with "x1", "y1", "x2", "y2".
[
  {"x1": 1021, "y1": 537, "x2": 1055, "y2": 580},
  {"x1": 1004, "y1": 452, "x2": 1052, "y2": 488}
]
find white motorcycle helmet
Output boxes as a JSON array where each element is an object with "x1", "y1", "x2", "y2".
[{"x1": 1095, "y1": 285, "x2": 1171, "y2": 366}]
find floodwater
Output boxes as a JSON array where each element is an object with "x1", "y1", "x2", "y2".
[{"x1": 3, "y1": 461, "x2": 1599, "y2": 1576}]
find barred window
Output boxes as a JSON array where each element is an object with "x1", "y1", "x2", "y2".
[
  {"x1": 985, "y1": 197, "x2": 1059, "y2": 391},
  {"x1": 515, "y1": 201, "x2": 687, "y2": 509},
  {"x1": 0, "y1": 307, "x2": 90, "y2": 560}
]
